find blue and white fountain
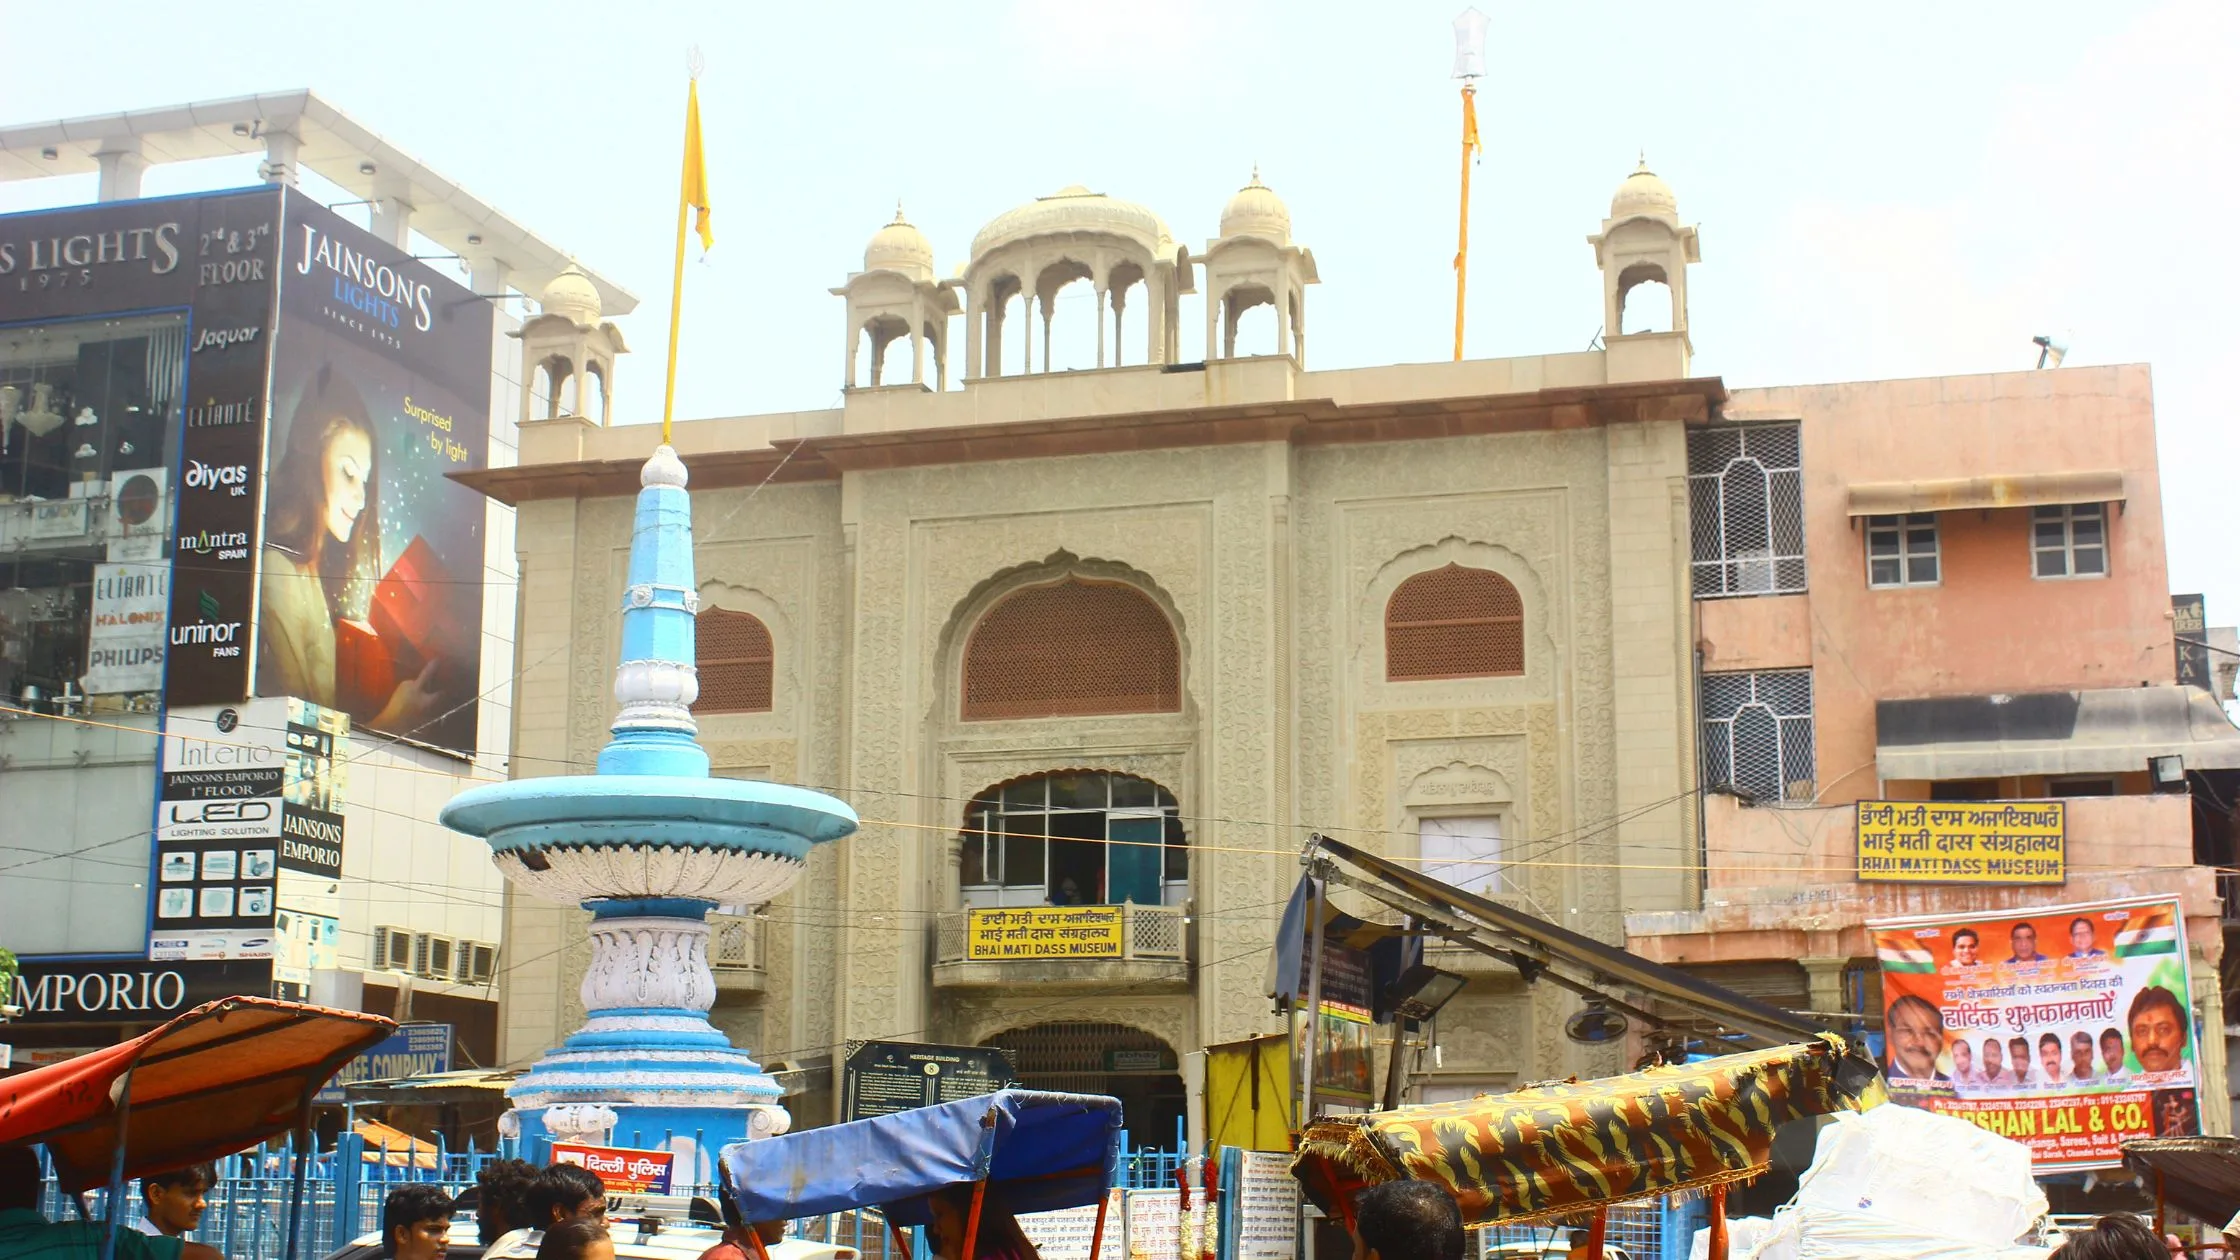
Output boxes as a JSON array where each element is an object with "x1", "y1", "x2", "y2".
[{"x1": 441, "y1": 445, "x2": 857, "y2": 1178}]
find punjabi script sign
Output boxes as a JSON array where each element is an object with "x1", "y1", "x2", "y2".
[
  {"x1": 1856, "y1": 799, "x2": 2065, "y2": 884},
  {"x1": 966, "y1": 906, "x2": 1124, "y2": 960}
]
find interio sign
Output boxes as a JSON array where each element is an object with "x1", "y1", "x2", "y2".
[{"x1": 152, "y1": 702, "x2": 288, "y2": 961}]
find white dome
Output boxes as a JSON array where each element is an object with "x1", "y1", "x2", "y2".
[
  {"x1": 1611, "y1": 159, "x2": 1678, "y2": 220},
  {"x1": 1219, "y1": 169, "x2": 1290, "y2": 244},
  {"x1": 970, "y1": 185, "x2": 1172, "y2": 262},
  {"x1": 540, "y1": 263, "x2": 602, "y2": 326},
  {"x1": 864, "y1": 204, "x2": 935, "y2": 280}
]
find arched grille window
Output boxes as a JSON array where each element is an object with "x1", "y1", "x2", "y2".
[
  {"x1": 1384, "y1": 564, "x2": 1524, "y2": 681},
  {"x1": 694, "y1": 608, "x2": 773, "y2": 713},
  {"x1": 1687, "y1": 424, "x2": 1805, "y2": 597},
  {"x1": 961, "y1": 578, "x2": 1181, "y2": 720}
]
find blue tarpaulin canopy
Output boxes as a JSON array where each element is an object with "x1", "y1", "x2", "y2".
[{"x1": 718, "y1": 1089, "x2": 1123, "y2": 1226}]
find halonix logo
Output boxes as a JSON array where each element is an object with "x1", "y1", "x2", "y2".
[{"x1": 184, "y1": 459, "x2": 249, "y2": 495}]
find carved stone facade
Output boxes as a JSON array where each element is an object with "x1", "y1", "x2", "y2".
[{"x1": 486, "y1": 166, "x2": 1709, "y2": 1126}]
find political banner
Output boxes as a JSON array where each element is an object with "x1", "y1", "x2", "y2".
[{"x1": 1871, "y1": 896, "x2": 2199, "y2": 1170}]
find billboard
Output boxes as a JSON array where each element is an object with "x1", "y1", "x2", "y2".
[
  {"x1": 256, "y1": 190, "x2": 492, "y2": 755},
  {"x1": 966, "y1": 906, "x2": 1123, "y2": 959},
  {"x1": 0, "y1": 189, "x2": 282, "y2": 707},
  {"x1": 1871, "y1": 896, "x2": 2200, "y2": 1170},
  {"x1": 314, "y1": 1022, "x2": 452, "y2": 1105}
]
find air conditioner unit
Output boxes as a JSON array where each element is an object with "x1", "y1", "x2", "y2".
[
  {"x1": 376, "y1": 926, "x2": 414, "y2": 972},
  {"x1": 424, "y1": 936, "x2": 454, "y2": 981},
  {"x1": 465, "y1": 942, "x2": 497, "y2": 985}
]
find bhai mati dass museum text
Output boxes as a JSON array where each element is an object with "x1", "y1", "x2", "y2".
[{"x1": 479, "y1": 168, "x2": 1715, "y2": 1135}]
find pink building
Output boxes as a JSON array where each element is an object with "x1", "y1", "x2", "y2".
[{"x1": 1625, "y1": 363, "x2": 2240, "y2": 1132}]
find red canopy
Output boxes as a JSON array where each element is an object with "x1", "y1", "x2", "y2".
[{"x1": 0, "y1": 996, "x2": 393, "y2": 1190}]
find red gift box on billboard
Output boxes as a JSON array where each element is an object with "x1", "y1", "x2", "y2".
[{"x1": 332, "y1": 535, "x2": 460, "y2": 716}]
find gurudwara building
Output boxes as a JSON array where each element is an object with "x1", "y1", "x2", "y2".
[{"x1": 475, "y1": 166, "x2": 1717, "y2": 1137}]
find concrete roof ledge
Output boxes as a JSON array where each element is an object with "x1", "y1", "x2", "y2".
[{"x1": 0, "y1": 90, "x2": 634, "y2": 316}]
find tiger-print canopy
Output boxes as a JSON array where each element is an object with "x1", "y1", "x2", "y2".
[{"x1": 1292, "y1": 1035, "x2": 1885, "y2": 1228}]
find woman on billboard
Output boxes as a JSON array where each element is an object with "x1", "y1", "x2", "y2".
[{"x1": 257, "y1": 364, "x2": 439, "y2": 730}]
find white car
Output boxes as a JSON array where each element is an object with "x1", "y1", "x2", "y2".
[{"x1": 323, "y1": 1195, "x2": 858, "y2": 1260}]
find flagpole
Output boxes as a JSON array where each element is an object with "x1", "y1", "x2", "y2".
[
  {"x1": 660, "y1": 79, "x2": 697, "y2": 447},
  {"x1": 1452, "y1": 81, "x2": 1474, "y2": 363}
]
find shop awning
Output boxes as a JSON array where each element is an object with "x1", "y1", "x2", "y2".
[
  {"x1": 1877, "y1": 685, "x2": 2240, "y2": 780},
  {"x1": 1844, "y1": 470, "x2": 2125, "y2": 517},
  {"x1": 340, "y1": 1068, "x2": 521, "y2": 1106}
]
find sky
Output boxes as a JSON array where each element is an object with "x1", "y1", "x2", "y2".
[{"x1": 4, "y1": 0, "x2": 2235, "y2": 624}]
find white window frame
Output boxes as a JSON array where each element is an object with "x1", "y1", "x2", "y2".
[
  {"x1": 1700, "y1": 669, "x2": 1817, "y2": 804},
  {"x1": 1416, "y1": 814, "x2": 1508, "y2": 899},
  {"x1": 1865, "y1": 513, "x2": 1940, "y2": 588},
  {"x1": 1687, "y1": 423, "x2": 1807, "y2": 599},
  {"x1": 2032, "y1": 504, "x2": 2108, "y2": 580}
]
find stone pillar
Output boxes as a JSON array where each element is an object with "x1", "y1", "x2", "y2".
[
  {"x1": 1095, "y1": 281, "x2": 1108, "y2": 368},
  {"x1": 1800, "y1": 956, "x2": 1849, "y2": 1018},
  {"x1": 94, "y1": 143, "x2": 146, "y2": 203},
  {"x1": 262, "y1": 129, "x2": 302, "y2": 186},
  {"x1": 370, "y1": 196, "x2": 413, "y2": 250},
  {"x1": 2193, "y1": 948, "x2": 2231, "y2": 1136},
  {"x1": 911, "y1": 320, "x2": 925, "y2": 386}
]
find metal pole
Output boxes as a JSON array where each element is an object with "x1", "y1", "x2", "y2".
[
  {"x1": 1301, "y1": 873, "x2": 1328, "y2": 1124},
  {"x1": 1452, "y1": 83, "x2": 1476, "y2": 362},
  {"x1": 1381, "y1": 918, "x2": 1419, "y2": 1110},
  {"x1": 98, "y1": 1063, "x2": 138, "y2": 1260}
]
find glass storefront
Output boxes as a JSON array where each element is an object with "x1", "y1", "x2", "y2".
[{"x1": 0, "y1": 312, "x2": 185, "y2": 714}]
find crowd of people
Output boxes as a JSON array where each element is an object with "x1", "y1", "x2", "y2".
[{"x1": 0, "y1": 1135, "x2": 2212, "y2": 1260}]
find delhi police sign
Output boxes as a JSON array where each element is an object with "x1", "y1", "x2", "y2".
[{"x1": 315, "y1": 1022, "x2": 452, "y2": 1105}]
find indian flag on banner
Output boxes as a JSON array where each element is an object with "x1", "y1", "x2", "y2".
[
  {"x1": 1877, "y1": 935, "x2": 1937, "y2": 974},
  {"x1": 2115, "y1": 904, "x2": 2180, "y2": 959}
]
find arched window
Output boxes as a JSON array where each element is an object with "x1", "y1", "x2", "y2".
[
  {"x1": 694, "y1": 608, "x2": 773, "y2": 713},
  {"x1": 1384, "y1": 564, "x2": 1524, "y2": 681},
  {"x1": 961, "y1": 578, "x2": 1180, "y2": 721},
  {"x1": 960, "y1": 772, "x2": 1187, "y2": 908}
]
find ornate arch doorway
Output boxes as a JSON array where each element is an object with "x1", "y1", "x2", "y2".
[{"x1": 984, "y1": 1021, "x2": 1184, "y2": 1147}]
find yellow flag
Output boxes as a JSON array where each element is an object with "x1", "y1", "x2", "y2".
[
  {"x1": 1461, "y1": 88, "x2": 1481, "y2": 158},
  {"x1": 683, "y1": 79, "x2": 713, "y2": 251}
]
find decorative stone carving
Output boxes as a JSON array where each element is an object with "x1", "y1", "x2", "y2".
[
  {"x1": 580, "y1": 915, "x2": 716, "y2": 1015},
  {"x1": 542, "y1": 1104, "x2": 618, "y2": 1143}
]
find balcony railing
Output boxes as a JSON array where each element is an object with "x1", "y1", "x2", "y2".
[
  {"x1": 708, "y1": 912, "x2": 764, "y2": 976},
  {"x1": 933, "y1": 903, "x2": 1188, "y2": 966}
]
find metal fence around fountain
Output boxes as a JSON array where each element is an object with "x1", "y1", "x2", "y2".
[{"x1": 36, "y1": 1135, "x2": 1703, "y2": 1260}]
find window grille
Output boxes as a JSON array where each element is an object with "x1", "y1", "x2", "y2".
[
  {"x1": 1865, "y1": 513, "x2": 1940, "y2": 587},
  {"x1": 1699, "y1": 670, "x2": 1815, "y2": 803},
  {"x1": 961, "y1": 578, "x2": 1181, "y2": 720},
  {"x1": 694, "y1": 607, "x2": 773, "y2": 713},
  {"x1": 2032, "y1": 504, "x2": 2107, "y2": 579},
  {"x1": 1385, "y1": 565, "x2": 1524, "y2": 680},
  {"x1": 960, "y1": 771, "x2": 1187, "y2": 907},
  {"x1": 1688, "y1": 424, "x2": 1806, "y2": 598}
]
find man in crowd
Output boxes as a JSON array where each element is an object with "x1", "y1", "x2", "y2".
[
  {"x1": 136, "y1": 1165, "x2": 215, "y2": 1240},
  {"x1": 1350, "y1": 1182, "x2": 1463, "y2": 1260},
  {"x1": 0, "y1": 1146, "x2": 223, "y2": 1260},
  {"x1": 2070, "y1": 1031, "x2": 2100, "y2": 1084},
  {"x1": 2129, "y1": 986, "x2": 2191, "y2": 1074},
  {"x1": 2008, "y1": 922, "x2": 2046, "y2": 965},
  {"x1": 382, "y1": 1185, "x2": 454, "y2": 1260},
  {"x1": 473, "y1": 1159, "x2": 539, "y2": 1246},
  {"x1": 2037, "y1": 1033, "x2": 2067, "y2": 1086},
  {"x1": 697, "y1": 1183, "x2": 786, "y2": 1260},
  {"x1": 483, "y1": 1162, "x2": 609, "y2": 1260}
]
